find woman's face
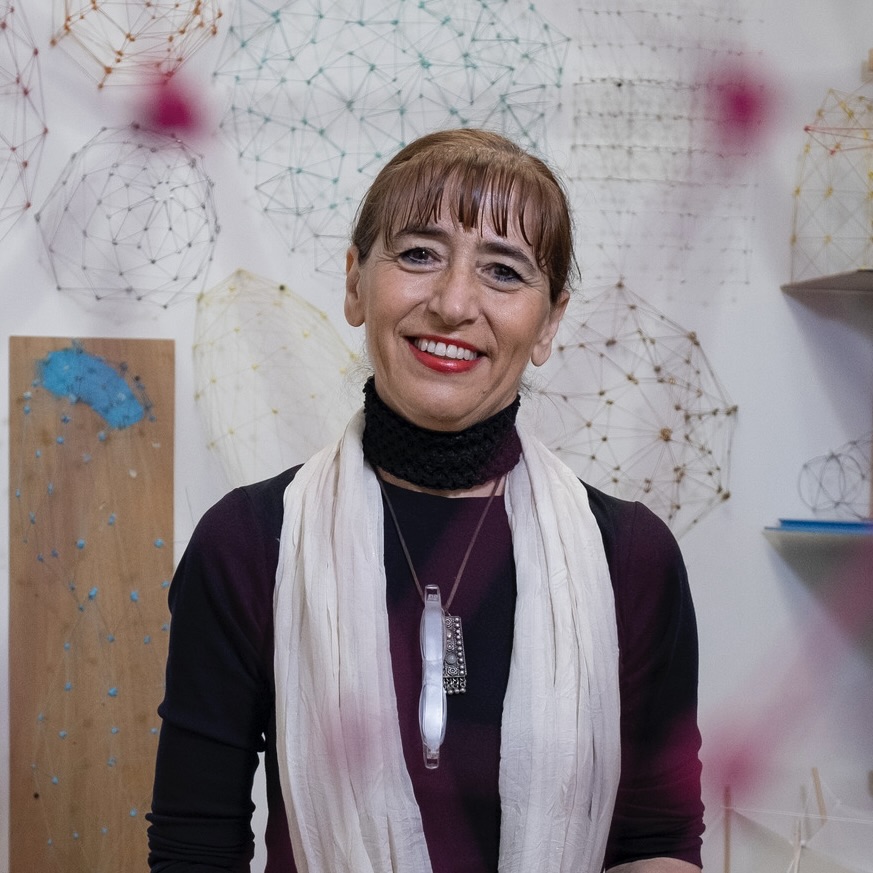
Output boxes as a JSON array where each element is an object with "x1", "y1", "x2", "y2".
[{"x1": 345, "y1": 209, "x2": 568, "y2": 432}]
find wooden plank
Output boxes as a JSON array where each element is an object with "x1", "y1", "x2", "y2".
[{"x1": 9, "y1": 337, "x2": 174, "y2": 873}]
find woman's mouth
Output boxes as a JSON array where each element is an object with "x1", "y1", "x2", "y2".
[
  {"x1": 409, "y1": 337, "x2": 481, "y2": 373},
  {"x1": 412, "y1": 337, "x2": 479, "y2": 361}
]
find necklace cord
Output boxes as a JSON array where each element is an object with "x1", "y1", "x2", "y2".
[
  {"x1": 377, "y1": 471, "x2": 424, "y2": 599},
  {"x1": 375, "y1": 470, "x2": 504, "y2": 611}
]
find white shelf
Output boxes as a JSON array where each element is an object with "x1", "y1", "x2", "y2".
[
  {"x1": 782, "y1": 269, "x2": 873, "y2": 295},
  {"x1": 764, "y1": 520, "x2": 873, "y2": 547},
  {"x1": 768, "y1": 273, "x2": 873, "y2": 544},
  {"x1": 763, "y1": 523, "x2": 872, "y2": 577}
]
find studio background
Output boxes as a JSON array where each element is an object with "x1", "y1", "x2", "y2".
[{"x1": 2, "y1": 0, "x2": 872, "y2": 869}]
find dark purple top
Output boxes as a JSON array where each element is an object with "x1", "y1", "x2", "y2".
[{"x1": 147, "y1": 467, "x2": 704, "y2": 872}]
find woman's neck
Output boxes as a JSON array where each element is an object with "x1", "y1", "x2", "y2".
[{"x1": 361, "y1": 377, "x2": 522, "y2": 492}]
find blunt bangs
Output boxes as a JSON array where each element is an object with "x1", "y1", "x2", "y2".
[{"x1": 351, "y1": 131, "x2": 574, "y2": 302}]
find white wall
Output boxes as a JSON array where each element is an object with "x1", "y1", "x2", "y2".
[
  {"x1": 685, "y1": 1, "x2": 873, "y2": 862},
  {"x1": 2, "y1": 1, "x2": 872, "y2": 869}
]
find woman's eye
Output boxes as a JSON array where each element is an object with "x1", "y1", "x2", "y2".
[
  {"x1": 489, "y1": 262, "x2": 523, "y2": 284},
  {"x1": 399, "y1": 247, "x2": 433, "y2": 266}
]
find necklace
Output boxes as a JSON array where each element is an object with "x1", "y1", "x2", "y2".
[{"x1": 376, "y1": 470, "x2": 504, "y2": 695}]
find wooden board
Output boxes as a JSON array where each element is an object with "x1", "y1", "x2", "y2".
[{"x1": 9, "y1": 337, "x2": 174, "y2": 873}]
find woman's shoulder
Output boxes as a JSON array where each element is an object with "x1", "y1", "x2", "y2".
[
  {"x1": 583, "y1": 480, "x2": 680, "y2": 558},
  {"x1": 169, "y1": 466, "x2": 305, "y2": 663},
  {"x1": 581, "y1": 480, "x2": 689, "y2": 627},
  {"x1": 195, "y1": 465, "x2": 303, "y2": 548},
  {"x1": 233, "y1": 464, "x2": 303, "y2": 540}
]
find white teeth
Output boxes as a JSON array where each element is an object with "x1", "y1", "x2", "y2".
[{"x1": 415, "y1": 338, "x2": 477, "y2": 360}]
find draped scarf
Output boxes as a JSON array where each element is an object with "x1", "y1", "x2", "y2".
[{"x1": 273, "y1": 410, "x2": 620, "y2": 872}]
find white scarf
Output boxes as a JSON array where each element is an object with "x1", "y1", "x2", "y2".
[{"x1": 274, "y1": 410, "x2": 620, "y2": 873}]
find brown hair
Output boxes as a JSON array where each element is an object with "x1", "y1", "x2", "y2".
[{"x1": 350, "y1": 129, "x2": 575, "y2": 304}]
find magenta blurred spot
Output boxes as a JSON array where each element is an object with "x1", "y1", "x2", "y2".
[
  {"x1": 142, "y1": 73, "x2": 203, "y2": 136},
  {"x1": 702, "y1": 59, "x2": 778, "y2": 153}
]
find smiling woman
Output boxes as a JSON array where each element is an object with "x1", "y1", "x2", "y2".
[
  {"x1": 148, "y1": 129, "x2": 704, "y2": 873},
  {"x1": 344, "y1": 130, "x2": 570, "y2": 434},
  {"x1": 344, "y1": 210, "x2": 566, "y2": 433}
]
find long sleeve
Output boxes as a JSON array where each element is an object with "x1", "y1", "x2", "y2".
[
  {"x1": 147, "y1": 482, "x2": 285, "y2": 872},
  {"x1": 587, "y1": 489, "x2": 705, "y2": 868}
]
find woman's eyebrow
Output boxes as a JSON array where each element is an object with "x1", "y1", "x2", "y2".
[
  {"x1": 394, "y1": 225, "x2": 537, "y2": 270},
  {"x1": 479, "y1": 239, "x2": 537, "y2": 271},
  {"x1": 393, "y1": 224, "x2": 448, "y2": 241}
]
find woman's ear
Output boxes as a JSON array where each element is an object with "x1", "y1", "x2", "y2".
[
  {"x1": 344, "y1": 246, "x2": 365, "y2": 327},
  {"x1": 531, "y1": 290, "x2": 569, "y2": 367}
]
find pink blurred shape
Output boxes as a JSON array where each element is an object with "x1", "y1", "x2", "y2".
[
  {"x1": 700, "y1": 58, "x2": 780, "y2": 156},
  {"x1": 139, "y1": 72, "x2": 206, "y2": 138}
]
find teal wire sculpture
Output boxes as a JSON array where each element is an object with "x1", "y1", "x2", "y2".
[{"x1": 213, "y1": 0, "x2": 570, "y2": 267}]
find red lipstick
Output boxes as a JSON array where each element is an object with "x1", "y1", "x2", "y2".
[{"x1": 408, "y1": 337, "x2": 481, "y2": 373}]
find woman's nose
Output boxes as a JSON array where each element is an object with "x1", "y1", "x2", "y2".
[{"x1": 427, "y1": 261, "x2": 479, "y2": 325}]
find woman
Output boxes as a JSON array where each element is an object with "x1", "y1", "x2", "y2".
[{"x1": 148, "y1": 129, "x2": 704, "y2": 873}]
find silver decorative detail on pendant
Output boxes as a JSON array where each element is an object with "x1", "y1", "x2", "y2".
[{"x1": 443, "y1": 613, "x2": 467, "y2": 694}]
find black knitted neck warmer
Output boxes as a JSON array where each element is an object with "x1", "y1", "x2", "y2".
[{"x1": 361, "y1": 377, "x2": 522, "y2": 490}]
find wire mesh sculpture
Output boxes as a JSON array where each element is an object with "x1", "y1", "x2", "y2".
[
  {"x1": 529, "y1": 281, "x2": 737, "y2": 536},
  {"x1": 0, "y1": 1, "x2": 49, "y2": 240},
  {"x1": 50, "y1": 0, "x2": 222, "y2": 88},
  {"x1": 791, "y1": 87, "x2": 873, "y2": 282},
  {"x1": 567, "y1": 0, "x2": 763, "y2": 301},
  {"x1": 213, "y1": 0, "x2": 570, "y2": 270},
  {"x1": 24, "y1": 0, "x2": 744, "y2": 533},
  {"x1": 798, "y1": 431, "x2": 873, "y2": 520},
  {"x1": 35, "y1": 124, "x2": 219, "y2": 308},
  {"x1": 705, "y1": 774, "x2": 873, "y2": 873},
  {"x1": 193, "y1": 269, "x2": 360, "y2": 487},
  {"x1": 199, "y1": 0, "x2": 745, "y2": 528}
]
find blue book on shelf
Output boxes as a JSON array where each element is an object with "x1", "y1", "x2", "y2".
[{"x1": 771, "y1": 518, "x2": 873, "y2": 535}]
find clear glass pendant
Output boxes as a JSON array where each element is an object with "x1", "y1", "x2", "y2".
[{"x1": 419, "y1": 585, "x2": 447, "y2": 769}]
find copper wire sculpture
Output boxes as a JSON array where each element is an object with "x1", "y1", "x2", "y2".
[
  {"x1": 0, "y1": 1, "x2": 49, "y2": 239},
  {"x1": 799, "y1": 432, "x2": 873, "y2": 520},
  {"x1": 568, "y1": 1, "x2": 761, "y2": 301},
  {"x1": 50, "y1": 0, "x2": 222, "y2": 88}
]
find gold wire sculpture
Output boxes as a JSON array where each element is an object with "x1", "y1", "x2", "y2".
[
  {"x1": 35, "y1": 124, "x2": 219, "y2": 308},
  {"x1": 529, "y1": 281, "x2": 737, "y2": 536},
  {"x1": 791, "y1": 87, "x2": 873, "y2": 282},
  {"x1": 0, "y1": 1, "x2": 49, "y2": 239},
  {"x1": 50, "y1": 0, "x2": 222, "y2": 88},
  {"x1": 193, "y1": 269, "x2": 360, "y2": 487}
]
